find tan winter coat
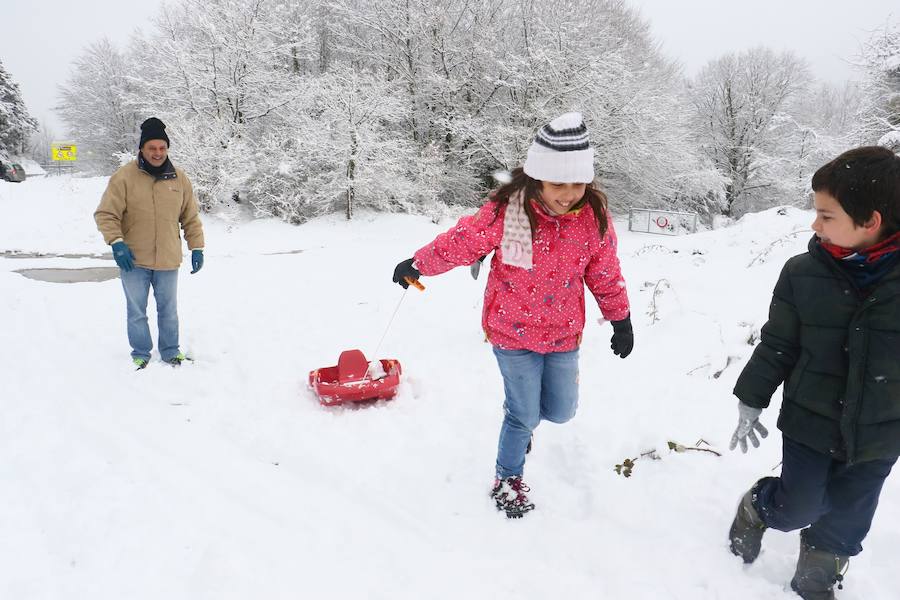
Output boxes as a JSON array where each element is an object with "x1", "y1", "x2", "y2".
[{"x1": 94, "y1": 160, "x2": 205, "y2": 270}]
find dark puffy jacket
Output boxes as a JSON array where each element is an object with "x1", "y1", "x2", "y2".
[{"x1": 734, "y1": 236, "x2": 900, "y2": 463}]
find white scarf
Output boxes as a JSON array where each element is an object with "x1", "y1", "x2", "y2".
[{"x1": 501, "y1": 192, "x2": 533, "y2": 269}]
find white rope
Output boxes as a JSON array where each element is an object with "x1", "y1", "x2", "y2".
[{"x1": 364, "y1": 288, "x2": 408, "y2": 378}]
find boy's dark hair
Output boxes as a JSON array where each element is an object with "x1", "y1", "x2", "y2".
[
  {"x1": 811, "y1": 146, "x2": 900, "y2": 237},
  {"x1": 488, "y1": 167, "x2": 609, "y2": 238}
]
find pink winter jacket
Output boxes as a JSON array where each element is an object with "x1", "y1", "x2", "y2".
[{"x1": 413, "y1": 199, "x2": 630, "y2": 352}]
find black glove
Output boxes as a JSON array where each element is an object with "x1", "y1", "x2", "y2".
[
  {"x1": 610, "y1": 315, "x2": 634, "y2": 358},
  {"x1": 392, "y1": 258, "x2": 421, "y2": 289}
]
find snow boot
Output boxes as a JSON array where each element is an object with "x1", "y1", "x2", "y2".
[
  {"x1": 491, "y1": 476, "x2": 535, "y2": 519},
  {"x1": 133, "y1": 357, "x2": 149, "y2": 370},
  {"x1": 729, "y1": 477, "x2": 774, "y2": 563},
  {"x1": 790, "y1": 530, "x2": 849, "y2": 600}
]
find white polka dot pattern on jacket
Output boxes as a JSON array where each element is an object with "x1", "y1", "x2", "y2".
[{"x1": 413, "y1": 199, "x2": 630, "y2": 352}]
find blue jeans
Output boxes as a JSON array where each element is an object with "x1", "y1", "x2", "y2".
[
  {"x1": 120, "y1": 267, "x2": 180, "y2": 361},
  {"x1": 492, "y1": 347, "x2": 580, "y2": 479},
  {"x1": 754, "y1": 436, "x2": 896, "y2": 556}
]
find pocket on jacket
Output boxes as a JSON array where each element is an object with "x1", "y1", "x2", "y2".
[
  {"x1": 788, "y1": 359, "x2": 844, "y2": 420},
  {"x1": 785, "y1": 353, "x2": 809, "y2": 398},
  {"x1": 156, "y1": 185, "x2": 183, "y2": 222},
  {"x1": 858, "y1": 379, "x2": 900, "y2": 424}
]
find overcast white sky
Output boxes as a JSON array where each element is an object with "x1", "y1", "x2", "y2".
[
  {"x1": 629, "y1": 0, "x2": 896, "y2": 80},
  {"x1": 0, "y1": 0, "x2": 896, "y2": 137},
  {"x1": 1, "y1": 0, "x2": 161, "y2": 137}
]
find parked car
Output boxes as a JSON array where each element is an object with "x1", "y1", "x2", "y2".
[{"x1": 0, "y1": 160, "x2": 27, "y2": 182}]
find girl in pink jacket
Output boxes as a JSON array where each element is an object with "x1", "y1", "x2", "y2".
[{"x1": 392, "y1": 113, "x2": 633, "y2": 518}]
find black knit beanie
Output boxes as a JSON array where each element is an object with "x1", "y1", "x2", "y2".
[{"x1": 139, "y1": 117, "x2": 170, "y2": 149}]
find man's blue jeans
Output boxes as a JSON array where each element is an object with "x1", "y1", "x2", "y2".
[
  {"x1": 754, "y1": 436, "x2": 896, "y2": 556},
  {"x1": 120, "y1": 267, "x2": 180, "y2": 362},
  {"x1": 492, "y1": 347, "x2": 579, "y2": 479}
]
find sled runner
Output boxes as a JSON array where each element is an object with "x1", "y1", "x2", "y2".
[{"x1": 308, "y1": 349, "x2": 402, "y2": 406}]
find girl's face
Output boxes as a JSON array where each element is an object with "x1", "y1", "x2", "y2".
[
  {"x1": 540, "y1": 181, "x2": 587, "y2": 215},
  {"x1": 812, "y1": 191, "x2": 882, "y2": 250}
]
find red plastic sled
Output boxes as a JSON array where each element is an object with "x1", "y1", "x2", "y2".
[{"x1": 308, "y1": 349, "x2": 402, "y2": 406}]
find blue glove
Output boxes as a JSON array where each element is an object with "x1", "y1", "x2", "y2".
[
  {"x1": 190, "y1": 249, "x2": 204, "y2": 274},
  {"x1": 111, "y1": 241, "x2": 134, "y2": 272}
]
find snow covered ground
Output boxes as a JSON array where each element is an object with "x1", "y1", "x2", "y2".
[{"x1": 1, "y1": 176, "x2": 898, "y2": 600}]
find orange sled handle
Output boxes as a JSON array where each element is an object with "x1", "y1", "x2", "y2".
[{"x1": 404, "y1": 276, "x2": 425, "y2": 291}]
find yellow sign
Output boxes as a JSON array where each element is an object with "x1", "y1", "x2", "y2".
[{"x1": 51, "y1": 143, "x2": 78, "y2": 161}]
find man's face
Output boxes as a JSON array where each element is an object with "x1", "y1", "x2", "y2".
[
  {"x1": 140, "y1": 139, "x2": 168, "y2": 168},
  {"x1": 539, "y1": 181, "x2": 587, "y2": 215},
  {"x1": 812, "y1": 191, "x2": 881, "y2": 250}
]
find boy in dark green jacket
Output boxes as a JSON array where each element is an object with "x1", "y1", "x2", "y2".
[{"x1": 727, "y1": 147, "x2": 900, "y2": 600}]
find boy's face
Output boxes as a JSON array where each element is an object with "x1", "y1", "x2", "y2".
[
  {"x1": 540, "y1": 181, "x2": 587, "y2": 215},
  {"x1": 812, "y1": 191, "x2": 883, "y2": 250}
]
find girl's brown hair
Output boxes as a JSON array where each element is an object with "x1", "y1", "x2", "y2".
[{"x1": 488, "y1": 168, "x2": 609, "y2": 238}]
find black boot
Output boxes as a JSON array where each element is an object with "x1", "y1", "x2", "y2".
[
  {"x1": 729, "y1": 477, "x2": 774, "y2": 563},
  {"x1": 790, "y1": 529, "x2": 849, "y2": 600}
]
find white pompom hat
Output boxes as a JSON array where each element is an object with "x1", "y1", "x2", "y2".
[{"x1": 523, "y1": 112, "x2": 595, "y2": 184}]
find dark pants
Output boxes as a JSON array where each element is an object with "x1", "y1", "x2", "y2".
[{"x1": 754, "y1": 436, "x2": 896, "y2": 556}]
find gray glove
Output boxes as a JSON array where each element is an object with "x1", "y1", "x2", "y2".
[
  {"x1": 470, "y1": 255, "x2": 487, "y2": 280},
  {"x1": 729, "y1": 401, "x2": 769, "y2": 453}
]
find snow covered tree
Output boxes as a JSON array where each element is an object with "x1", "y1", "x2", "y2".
[
  {"x1": 0, "y1": 59, "x2": 38, "y2": 157},
  {"x1": 56, "y1": 39, "x2": 141, "y2": 172},
  {"x1": 330, "y1": 0, "x2": 715, "y2": 212},
  {"x1": 688, "y1": 48, "x2": 812, "y2": 216},
  {"x1": 327, "y1": 0, "x2": 498, "y2": 205},
  {"x1": 857, "y1": 20, "x2": 900, "y2": 150},
  {"x1": 491, "y1": 0, "x2": 719, "y2": 212},
  {"x1": 245, "y1": 68, "x2": 429, "y2": 223},
  {"x1": 776, "y1": 82, "x2": 864, "y2": 206},
  {"x1": 27, "y1": 120, "x2": 57, "y2": 165},
  {"x1": 54, "y1": 0, "x2": 744, "y2": 222},
  {"x1": 129, "y1": 0, "x2": 315, "y2": 208}
]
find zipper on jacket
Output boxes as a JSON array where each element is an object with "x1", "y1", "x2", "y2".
[
  {"x1": 845, "y1": 291, "x2": 887, "y2": 463},
  {"x1": 847, "y1": 319, "x2": 868, "y2": 465}
]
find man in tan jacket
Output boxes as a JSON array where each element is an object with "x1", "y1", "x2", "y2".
[{"x1": 94, "y1": 117, "x2": 205, "y2": 369}]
